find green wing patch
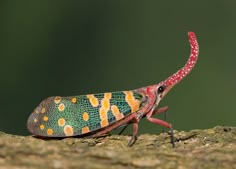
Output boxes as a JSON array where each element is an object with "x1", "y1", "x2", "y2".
[{"x1": 27, "y1": 91, "x2": 146, "y2": 137}]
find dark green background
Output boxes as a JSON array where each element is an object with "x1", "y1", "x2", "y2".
[{"x1": 1, "y1": 1, "x2": 235, "y2": 136}]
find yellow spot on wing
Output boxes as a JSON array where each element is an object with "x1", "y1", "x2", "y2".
[
  {"x1": 64, "y1": 125, "x2": 74, "y2": 136},
  {"x1": 116, "y1": 113, "x2": 124, "y2": 120},
  {"x1": 100, "y1": 119, "x2": 109, "y2": 128},
  {"x1": 131, "y1": 102, "x2": 140, "y2": 112},
  {"x1": 82, "y1": 112, "x2": 89, "y2": 121},
  {"x1": 111, "y1": 105, "x2": 124, "y2": 120},
  {"x1": 58, "y1": 118, "x2": 65, "y2": 126},
  {"x1": 47, "y1": 128, "x2": 53, "y2": 135},
  {"x1": 82, "y1": 126, "x2": 90, "y2": 134},
  {"x1": 87, "y1": 95, "x2": 99, "y2": 107},
  {"x1": 101, "y1": 98, "x2": 110, "y2": 110},
  {"x1": 98, "y1": 94, "x2": 112, "y2": 127},
  {"x1": 86, "y1": 94, "x2": 93, "y2": 98},
  {"x1": 58, "y1": 103, "x2": 65, "y2": 112},
  {"x1": 99, "y1": 108, "x2": 107, "y2": 119},
  {"x1": 91, "y1": 98, "x2": 99, "y2": 107},
  {"x1": 40, "y1": 124, "x2": 44, "y2": 130},
  {"x1": 124, "y1": 91, "x2": 142, "y2": 112},
  {"x1": 71, "y1": 97, "x2": 77, "y2": 103},
  {"x1": 54, "y1": 96, "x2": 61, "y2": 104},
  {"x1": 124, "y1": 91, "x2": 133, "y2": 100},
  {"x1": 43, "y1": 116, "x2": 48, "y2": 121},
  {"x1": 104, "y1": 93, "x2": 112, "y2": 99},
  {"x1": 111, "y1": 105, "x2": 119, "y2": 115},
  {"x1": 33, "y1": 118, "x2": 38, "y2": 123},
  {"x1": 41, "y1": 108, "x2": 46, "y2": 113}
]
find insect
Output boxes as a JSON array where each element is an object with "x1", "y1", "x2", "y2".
[{"x1": 27, "y1": 32, "x2": 199, "y2": 147}]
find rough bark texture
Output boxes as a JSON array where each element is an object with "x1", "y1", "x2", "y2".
[{"x1": 0, "y1": 126, "x2": 235, "y2": 169}]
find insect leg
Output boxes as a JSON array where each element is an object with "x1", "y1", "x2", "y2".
[
  {"x1": 146, "y1": 109, "x2": 175, "y2": 147},
  {"x1": 92, "y1": 113, "x2": 136, "y2": 137},
  {"x1": 118, "y1": 124, "x2": 129, "y2": 135},
  {"x1": 127, "y1": 117, "x2": 139, "y2": 147},
  {"x1": 119, "y1": 106, "x2": 169, "y2": 135},
  {"x1": 150, "y1": 106, "x2": 169, "y2": 133},
  {"x1": 152, "y1": 106, "x2": 168, "y2": 115},
  {"x1": 162, "y1": 110, "x2": 168, "y2": 133}
]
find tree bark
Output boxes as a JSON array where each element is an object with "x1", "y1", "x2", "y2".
[{"x1": 0, "y1": 126, "x2": 235, "y2": 169}]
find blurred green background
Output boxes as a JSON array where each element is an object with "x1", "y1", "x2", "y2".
[{"x1": 0, "y1": 1, "x2": 235, "y2": 136}]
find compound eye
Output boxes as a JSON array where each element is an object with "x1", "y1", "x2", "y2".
[{"x1": 157, "y1": 85, "x2": 165, "y2": 94}]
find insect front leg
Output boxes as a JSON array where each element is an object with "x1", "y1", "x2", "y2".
[
  {"x1": 146, "y1": 108, "x2": 175, "y2": 147},
  {"x1": 152, "y1": 106, "x2": 168, "y2": 116},
  {"x1": 152, "y1": 106, "x2": 169, "y2": 133}
]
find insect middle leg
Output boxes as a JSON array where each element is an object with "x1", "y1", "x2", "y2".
[
  {"x1": 127, "y1": 117, "x2": 139, "y2": 147},
  {"x1": 127, "y1": 106, "x2": 171, "y2": 146}
]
